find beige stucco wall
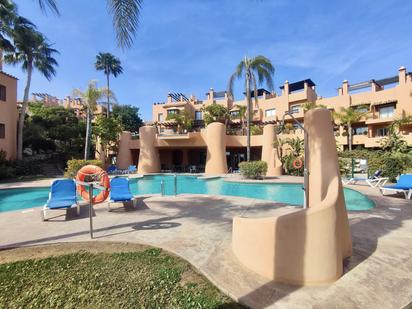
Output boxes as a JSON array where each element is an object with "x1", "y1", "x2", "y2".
[
  {"x1": 0, "y1": 72, "x2": 17, "y2": 160},
  {"x1": 205, "y1": 122, "x2": 227, "y2": 175},
  {"x1": 137, "y1": 126, "x2": 160, "y2": 174},
  {"x1": 116, "y1": 131, "x2": 133, "y2": 169},
  {"x1": 261, "y1": 124, "x2": 282, "y2": 176},
  {"x1": 232, "y1": 109, "x2": 352, "y2": 285}
]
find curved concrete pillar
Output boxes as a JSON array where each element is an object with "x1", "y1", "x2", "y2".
[
  {"x1": 137, "y1": 126, "x2": 160, "y2": 174},
  {"x1": 261, "y1": 124, "x2": 283, "y2": 176},
  {"x1": 205, "y1": 122, "x2": 227, "y2": 175},
  {"x1": 116, "y1": 131, "x2": 133, "y2": 169},
  {"x1": 232, "y1": 109, "x2": 352, "y2": 285}
]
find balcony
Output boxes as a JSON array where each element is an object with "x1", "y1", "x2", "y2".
[
  {"x1": 365, "y1": 137, "x2": 385, "y2": 148},
  {"x1": 157, "y1": 131, "x2": 191, "y2": 140},
  {"x1": 163, "y1": 101, "x2": 188, "y2": 109},
  {"x1": 365, "y1": 115, "x2": 394, "y2": 125}
]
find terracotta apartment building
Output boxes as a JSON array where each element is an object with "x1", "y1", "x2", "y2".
[
  {"x1": 0, "y1": 67, "x2": 17, "y2": 160},
  {"x1": 116, "y1": 66, "x2": 412, "y2": 174}
]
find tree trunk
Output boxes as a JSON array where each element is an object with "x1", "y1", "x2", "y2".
[
  {"x1": 17, "y1": 62, "x2": 33, "y2": 160},
  {"x1": 348, "y1": 122, "x2": 352, "y2": 151},
  {"x1": 106, "y1": 73, "x2": 110, "y2": 117},
  {"x1": 84, "y1": 106, "x2": 92, "y2": 160},
  {"x1": 246, "y1": 71, "x2": 251, "y2": 162}
]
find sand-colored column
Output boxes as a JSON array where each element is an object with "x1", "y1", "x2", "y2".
[
  {"x1": 116, "y1": 131, "x2": 133, "y2": 169},
  {"x1": 205, "y1": 122, "x2": 227, "y2": 175},
  {"x1": 261, "y1": 124, "x2": 282, "y2": 176},
  {"x1": 137, "y1": 126, "x2": 160, "y2": 174}
]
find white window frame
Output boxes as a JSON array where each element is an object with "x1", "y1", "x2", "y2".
[
  {"x1": 376, "y1": 127, "x2": 389, "y2": 137},
  {"x1": 290, "y1": 104, "x2": 300, "y2": 114},
  {"x1": 379, "y1": 105, "x2": 394, "y2": 119},
  {"x1": 265, "y1": 108, "x2": 276, "y2": 117},
  {"x1": 195, "y1": 111, "x2": 203, "y2": 120}
]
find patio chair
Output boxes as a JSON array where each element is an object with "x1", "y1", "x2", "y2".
[
  {"x1": 342, "y1": 170, "x2": 388, "y2": 187},
  {"x1": 107, "y1": 177, "x2": 135, "y2": 211},
  {"x1": 127, "y1": 165, "x2": 137, "y2": 174},
  {"x1": 107, "y1": 165, "x2": 117, "y2": 175},
  {"x1": 380, "y1": 174, "x2": 412, "y2": 199},
  {"x1": 42, "y1": 179, "x2": 79, "y2": 221}
]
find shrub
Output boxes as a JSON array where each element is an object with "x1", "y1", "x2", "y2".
[
  {"x1": 250, "y1": 124, "x2": 263, "y2": 135},
  {"x1": 338, "y1": 149, "x2": 412, "y2": 182},
  {"x1": 65, "y1": 159, "x2": 103, "y2": 178},
  {"x1": 14, "y1": 161, "x2": 42, "y2": 176},
  {"x1": 281, "y1": 154, "x2": 305, "y2": 176},
  {"x1": 0, "y1": 150, "x2": 44, "y2": 180},
  {"x1": 239, "y1": 161, "x2": 268, "y2": 179}
]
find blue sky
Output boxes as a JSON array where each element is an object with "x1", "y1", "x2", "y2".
[{"x1": 6, "y1": 0, "x2": 412, "y2": 120}]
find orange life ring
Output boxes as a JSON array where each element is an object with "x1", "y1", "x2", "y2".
[
  {"x1": 292, "y1": 158, "x2": 303, "y2": 169},
  {"x1": 76, "y1": 165, "x2": 110, "y2": 203}
]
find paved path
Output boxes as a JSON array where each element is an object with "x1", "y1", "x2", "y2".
[{"x1": 0, "y1": 178, "x2": 411, "y2": 308}]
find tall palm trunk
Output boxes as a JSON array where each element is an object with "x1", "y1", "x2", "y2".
[
  {"x1": 84, "y1": 106, "x2": 92, "y2": 160},
  {"x1": 17, "y1": 61, "x2": 33, "y2": 160},
  {"x1": 106, "y1": 72, "x2": 110, "y2": 117},
  {"x1": 245, "y1": 70, "x2": 251, "y2": 162},
  {"x1": 348, "y1": 122, "x2": 352, "y2": 151}
]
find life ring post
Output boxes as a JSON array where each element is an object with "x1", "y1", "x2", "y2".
[{"x1": 88, "y1": 183, "x2": 94, "y2": 239}]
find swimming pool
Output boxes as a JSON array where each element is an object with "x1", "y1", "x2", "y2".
[{"x1": 0, "y1": 175, "x2": 375, "y2": 212}]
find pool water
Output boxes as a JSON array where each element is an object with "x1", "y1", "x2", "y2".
[{"x1": 0, "y1": 175, "x2": 375, "y2": 212}]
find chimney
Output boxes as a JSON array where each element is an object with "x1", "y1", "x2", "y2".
[
  {"x1": 282, "y1": 80, "x2": 289, "y2": 95},
  {"x1": 399, "y1": 66, "x2": 406, "y2": 85},
  {"x1": 342, "y1": 80, "x2": 349, "y2": 95}
]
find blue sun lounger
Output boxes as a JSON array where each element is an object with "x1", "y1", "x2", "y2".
[
  {"x1": 42, "y1": 179, "x2": 79, "y2": 221},
  {"x1": 342, "y1": 170, "x2": 388, "y2": 187},
  {"x1": 107, "y1": 177, "x2": 135, "y2": 211},
  {"x1": 380, "y1": 174, "x2": 412, "y2": 199}
]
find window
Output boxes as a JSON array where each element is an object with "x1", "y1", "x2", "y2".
[
  {"x1": 355, "y1": 106, "x2": 369, "y2": 113},
  {"x1": 158, "y1": 113, "x2": 163, "y2": 122},
  {"x1": 379, "y1": 105, "x2": 394, "y2": 119},
  {"x1": 290, "y1": 104, "x2": 300, "y2": 114},
  {"x1": 0, "y1": 123, "x2": 5, "y2": 138},
  {"x1": 376, "y1": 127, "x2": 389, "y2": 137},
  {"x1": 0, "y1": 85, "x2": 6, "y2": 101},
  {"x1": 353, "y1": 126, "x2": 368, "y2": 135},
  {"x1": 167, "y1": 109, "x2": 179, "y2": 116},
  {"x1": 195, "y1": 111, "x2": 202, "y2": 120},
  {"x1": 230, "y1": 110, "x2": 240, "y2": 118},
  {"x1": 293, "y1": 122, "x2": 304, "y2": 130},
  {"x1": 265, "y1": 108, "x2": 276, "y2": 117}
]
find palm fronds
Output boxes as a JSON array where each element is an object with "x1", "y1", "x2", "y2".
[
  {"x1": 37, "y1": 0, "x2": 60, "y2": 15},
  {"x1": 107, "y1": 0, "x2": 143, "y2": 49}
]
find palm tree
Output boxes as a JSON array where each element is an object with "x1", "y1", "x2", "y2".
[
  {"x1": 37, "y1": 0, "x2": 142, "y2": 48},
  {"x1": 228, "y1": 56, "x2": 275, "y2": 161},
  {"x1": 95, "y1": 52, "x2": 123, "y2": 117},
  {"x1": 0, "y1": 0, "x2": 18, "y2": 52},
  {"x1": 0, "y1": 1, "x2": 34, "y2": 59},
  {"x1": 333, "y1": 106, "x2": 369, "y2": 151},
  {"x1": 4, "y1": 27, "x2": 58, "y2": 160},
  {"x1": 302, "y1": 101, "x2": 327, "y2": 112},
  {"x1": 73, "y1": 81, "x2": 105, "y2": 160},
  {"x1": 233, "y1": 104, "x2": 247, "y2": 135}
]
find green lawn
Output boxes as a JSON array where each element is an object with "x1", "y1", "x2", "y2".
[{"x1": 0, "y1": 246, "x2": 243, "y2": 308}]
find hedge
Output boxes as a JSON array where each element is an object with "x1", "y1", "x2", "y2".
[
  {"x1": 64, "y1": 159, "x2": 103, "y2": 178},
  {"x1": 239, "y1": 161, "x2": 268, "y2": 179}
]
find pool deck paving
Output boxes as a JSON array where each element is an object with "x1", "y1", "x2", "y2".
[{"x1": 0, "y1": 175, "x2": 411, "y2": 308}]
